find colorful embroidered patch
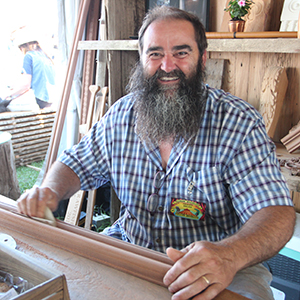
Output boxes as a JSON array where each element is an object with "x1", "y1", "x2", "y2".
[{"x1": 170, "y1": 198, "x2": 206, "y2": 220}]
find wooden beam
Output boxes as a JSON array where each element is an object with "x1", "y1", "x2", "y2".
[
  {"x1": 78, "y1": 37, "x2": 300, "y2": 54},
  {"x1": 78, "y1": 39, "x2": 139, "y2": 51},
  {"x1": 207, "y1": 38, "x2": 300, "y2": 53}
]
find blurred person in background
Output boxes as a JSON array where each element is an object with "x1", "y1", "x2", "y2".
[{"x1": 4, "y1": 27, "x2": 55, "y2": 110}]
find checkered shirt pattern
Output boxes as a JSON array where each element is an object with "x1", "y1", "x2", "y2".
[{"x1": 59, "y1": 85, "x2": 293, "y2": 253}]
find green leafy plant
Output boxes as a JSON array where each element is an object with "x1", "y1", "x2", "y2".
[{"x1": 224, "y1": 0, "x2": 254, "y2": 21}]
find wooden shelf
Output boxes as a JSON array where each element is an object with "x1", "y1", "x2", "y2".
[
  {"x1": 207, "y1": 38, "x2": 300, "y2": 53},
  {"x1": 78, "y1": 38, "x2": 300, "y2": 54}
]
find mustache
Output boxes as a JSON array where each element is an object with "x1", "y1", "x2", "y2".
[
  {"x1": 145, "y1": 68, "x2": 187, "y2": 94},
  {"x1": 148, "y1": 68, "x2": 186, "y2": 81}
]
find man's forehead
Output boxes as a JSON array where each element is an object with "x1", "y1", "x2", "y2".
[{"x1": 143, "y1": 19, "x2": 197, "y2": 51}]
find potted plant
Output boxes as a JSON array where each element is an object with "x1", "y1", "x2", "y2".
[{"x1": 224, "y1": 0, "x2": 254, "y2": 32}]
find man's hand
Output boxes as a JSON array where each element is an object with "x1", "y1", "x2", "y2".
[
  {"x1": 16, "y1": 161, "x2": 82, "y2": 219},
  {"x1": 163, "y1": 241, "x2": 238, "y2": 300},
  {"x1": 16, "y1": 186, "x2": 59, "y2": 218}
]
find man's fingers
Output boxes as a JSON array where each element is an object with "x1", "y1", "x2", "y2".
[
  {"x1": 166, "y1": 247, "x2": 186, "y2": 262},
  {"x1": 16, "y1": 187, "x2": 56, "y2": 219},
  {"x1": 16, "y1": 192, "x2": 29, "y2": 215},
  {"x1": 24, "y1": 187, "x2": 41, "y2": 217},
  {"x1": 164, "y1": 245, "x2": 201, "y2": 287}
]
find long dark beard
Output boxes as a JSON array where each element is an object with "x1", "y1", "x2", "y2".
[{"x1": 128, "y1": 59, "x2": 207, "y2": 147}]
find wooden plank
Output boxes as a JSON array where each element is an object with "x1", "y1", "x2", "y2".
[
  {"x1": 14, "y1": 141, "x2": 50, "y2": 152},
  {"x1": 13, "y1": 139, "x2": 51, "y2": 149},
  {"x1": 2, "y1": 123, "x2": 54, "y2": 136},
  {"x1": 64, "y1": 190, "x2": 85, "y2": 225},
  {"x1": 235, "y1": 53, "x2": 250, "y2": 100},
  {"x1": 79, "y1": 37, "x2": 300, "y2": 53},
  {"x1": 205, "y1": 59, "x2": 226, "y2": 89},
  {"x1": 78, "y1": 39, "x2": 139, "y2": 50},
  {"x1": 207, "y1": 38, "x2": 300, "y2": 53},
  {"x1": 291, "y1": 191, "x2": 300, "y2": 213},
  {"x1": 15, "y1": 145, "x2": 49, "y2": 157},
  {"x1": 209, "y1": 51, "x2": 236, "y2": 94},
  {"x1": 246, "y1": 52, "x2": 265, "y2": 110},
  {"x1": 0, "y1": 116, "x2": 55, "y2": 127},
  {"x1": 12, "y1": 133, "x2": 52, "y2": 145}
]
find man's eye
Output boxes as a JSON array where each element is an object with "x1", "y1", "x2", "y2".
[
  {"x1": 174, "y1": 51, "x2": 188, "y2": 58},
  {"x1": 149, "y1": 52, "x2": 163, "y2": 60}
]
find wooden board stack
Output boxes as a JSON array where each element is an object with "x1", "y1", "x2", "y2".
[{"x1": 0, "y1": 110, "x2": 56, "y2": 166}]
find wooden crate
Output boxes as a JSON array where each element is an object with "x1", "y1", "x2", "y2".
[
  {"x1": 0, "y1": 243, "x2": 70, "y2": 300},
  {"x1": 0, "y1": 109, "x2": 56, "y2": 166}
]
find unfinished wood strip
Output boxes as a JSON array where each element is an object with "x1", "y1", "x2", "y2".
[
  {"x1": 84, "y1": 87, "x2": 108, "y2": 229},
  {"x1": 0, "y1": 117, "x2": 55, "y2": 129},
  {"x1": 12, "y1": 130, "x2": 52, "y2": 142},
  {"x1": 14, "y1": 141, "x2": 50, "y2": 152},
  {"x1": 0, "y1": 120, "x2": 55, "y2": 131},
  {"x1": 16, "y1": 147, "x2": 48, "y2": 158},
  {"x1": 79, "y1": 0, "x2": 101, "y2": 134},
  {"x1": 94, "y1": 86, "x2": 109, "y2": 123}
]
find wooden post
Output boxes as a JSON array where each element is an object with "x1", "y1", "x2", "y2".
[
  {"x1": 0, "y1": 132, "x2": 20, "y2": 200},
  {"x1": 104, "y1": 0, "x2": 145, "y2": 223}
]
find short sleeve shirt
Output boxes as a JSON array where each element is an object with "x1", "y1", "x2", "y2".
[
  {"x1": 22, "y1": 50, "x2": 55, "y2": 102},
  {"x1": 59, "y1": 85, "x2": 293, "y2": 253}
]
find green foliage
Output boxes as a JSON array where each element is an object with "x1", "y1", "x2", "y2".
[
  {"x1": 224, "y1": 0, "x2": 254, "y2": 20},
  {"x1": 16, "y1": 161, "x2": 44, "y2": 193}
]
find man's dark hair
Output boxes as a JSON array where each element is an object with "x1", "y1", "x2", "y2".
[{"x1": 138, "y1": 5, "x2": 208, "y2": 58}]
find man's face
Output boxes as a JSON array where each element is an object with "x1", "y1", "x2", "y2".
[{"x1": 141, "y1": 18, "x2": 201, "y2": 86}]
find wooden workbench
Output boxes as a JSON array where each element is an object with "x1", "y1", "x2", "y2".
[{"x1": 0, "y1": 196, "x2": 248, "y2": 300}]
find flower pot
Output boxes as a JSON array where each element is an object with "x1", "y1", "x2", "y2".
[{"x1": 228, "y1": 20, "x2": 245, "y2": 32}]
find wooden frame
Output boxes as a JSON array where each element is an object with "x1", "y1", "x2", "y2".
[{"x1": 0, "y1": 196, "x2": 248, "y2": 299}]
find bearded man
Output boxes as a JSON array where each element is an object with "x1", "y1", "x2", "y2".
[{"x1": 17, "y1": 6, "x2": 295, "y2": 300}]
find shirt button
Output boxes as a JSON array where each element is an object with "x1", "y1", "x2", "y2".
[
  {"x1": 158, "y1": 206, "x2": 163, "y2": 212},
  {"x1": 155, "y1": 238, "x2": 161, "y2": 244}
]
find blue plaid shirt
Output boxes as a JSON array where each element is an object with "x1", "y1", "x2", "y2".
[{"x1": 59, "y1": 85, "x2": 293, "y2": 253}]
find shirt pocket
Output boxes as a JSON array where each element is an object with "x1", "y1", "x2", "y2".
[{"x1": 186, "y1": 165, "x2": 225, "y2": 207}]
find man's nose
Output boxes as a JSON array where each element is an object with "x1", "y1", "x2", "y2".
[{"x1": 160, "y1": 54, "x2": 176, "y2": 73}]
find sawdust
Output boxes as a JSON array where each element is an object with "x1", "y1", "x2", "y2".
[{"x1": 15, "y1": 238, "x2": 68, "y2": 268}]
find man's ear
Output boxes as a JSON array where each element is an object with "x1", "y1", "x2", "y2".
[{"x1": 202, "y1": 50, "x2": 207, "y2": 67}]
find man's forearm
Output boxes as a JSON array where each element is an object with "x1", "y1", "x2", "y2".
[
  {"x1": 220, "y1": 205, "x2": 296, "y2": 272},
  {"x1": 41, "y1": 161, "x2": 81, "y2": 201}
]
